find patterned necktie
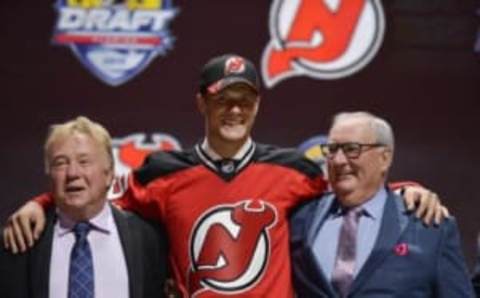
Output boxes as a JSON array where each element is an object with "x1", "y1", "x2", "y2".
[
  {"x1": 68, "y1": 222, "x2": 94, "y2": 298},
  {"x1": 331, "y1": 206, "x2": 363, "y2": 298}
]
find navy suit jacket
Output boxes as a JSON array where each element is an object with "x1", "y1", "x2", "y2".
[
  {"x1": 472, "y1": 243, "x2": 480, "y2": 297},
  {"x1": 290, "y1": 190, "x2": 474, "y2": 298},
  {"x1": 0, "y1": 205, "x2": 168, "y2": 298}
]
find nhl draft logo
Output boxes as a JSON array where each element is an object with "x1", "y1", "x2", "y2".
[
  {"x1": 108, "y1": 132, "x2": 181, "y2": 198},
  {"x1": 188, "y1": 200, "x2": 277, "y2": 296},
  {"x1": 52, "y1": 0, "x2": 179, "y2": 86},
  {"x1": 262, "y1": 0, "x2": 385, "y2": 87}
]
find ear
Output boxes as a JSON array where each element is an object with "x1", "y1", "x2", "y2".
[
  {"x1": 105, "y1": 163, "x2": 115, "y2": 190},
  {"x1": 196, "y1": 93, "x2": 207, "y2": 115},
  {"x1": 253, "y1": 95, "x2": 261, "y2": 116},
  {"x1": 380, "y1": 148, "x2": 393, "y2": 172}
]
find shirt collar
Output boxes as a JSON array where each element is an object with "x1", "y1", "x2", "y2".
[
  {"x1": 56, "y1": 202, "x2": 113, "y2": 237},
  {"x1": 201, "y1": 137, "x2": 253, "y2": 161},
  {"x1": 361, "y1": 186, "x2": 387, "y2": 220},
  {"x1": 331, "y1": 186, "x2": 387, "y2": 220}
]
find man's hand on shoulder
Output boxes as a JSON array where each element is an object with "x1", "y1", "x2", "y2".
[
  {"x1": 2, "y1": 201, "x2": 46, "y2": 254},
  {"x1": 402, "y1": 185, "x2": 450, "y2": 226}
]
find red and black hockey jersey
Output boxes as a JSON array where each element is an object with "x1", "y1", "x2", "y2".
[{"x1": 116, "y1": 142, "x2": 328, "y2": 297}]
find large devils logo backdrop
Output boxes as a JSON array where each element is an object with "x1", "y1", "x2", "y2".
[
  {"x1": 188, "y1": 200, "x2": 278, "y2": 296},
  {"x1": 52, "y1": 0, "x2": 179, "y2": 86},
  {"x1": 108, "y1": 132, "x2": 181, "y2": 198},
  {"x1": 262, "y1": 0, "x2": 385, "y2": 87}
]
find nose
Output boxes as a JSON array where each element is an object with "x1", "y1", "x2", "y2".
[
  {"x1": 330, "y1": 149, "x2": 349, "y2": 165},
  {"x1": 228, "y1": 103, "x2": 242, "y2": 114},
  {"x1": 328, "y1": 150, "x2": 349, "y2": 181},
  {"x1": 228, "y1": 100, "x2": 242, "y2": 113},
  {"x1": 66, "y1": 162, "x2": 80, "y2": 179}
]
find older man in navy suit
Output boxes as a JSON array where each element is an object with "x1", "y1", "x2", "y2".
[
  {"x1": 472, "y1": 235, "x2": 480, "y2": 297},
  {"x1": 290, "y1": 111, "x2": 474, "y2": 298}
]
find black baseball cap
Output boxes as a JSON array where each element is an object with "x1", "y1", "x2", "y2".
[{"x1": 199, "y1": 54, "x2": 259, "y2": 95}]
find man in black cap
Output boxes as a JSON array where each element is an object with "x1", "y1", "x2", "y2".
[{"x1": 4, "y1": 54, "x2": 445, "y2": 298}]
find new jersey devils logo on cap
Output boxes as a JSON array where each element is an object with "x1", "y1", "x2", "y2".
[
  {"x1": 261, "y1": 0, "x2": 385, "y2": 87},
  {"x1": 225, "y1": 56, "x2": 246, "y2": 74},
  {"x1": 188, "y1": 200, "x2": 277, "y2": 296}
]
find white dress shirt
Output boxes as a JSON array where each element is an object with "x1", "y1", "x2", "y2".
[
  {"x1": 49, "y1": 203, "x2": 129, "y2": 298},
  {"x1": 313, "y1": 187, "x2": 387, "y2": 279}
]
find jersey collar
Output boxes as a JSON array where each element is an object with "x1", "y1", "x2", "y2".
[{"x1": 195, "y1": 138, "x2": 256, "y2": 180}]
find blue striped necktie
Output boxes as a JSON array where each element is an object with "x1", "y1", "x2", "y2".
[{"x1": 68, "y1": 222, "x2": 94, "y2": 298}]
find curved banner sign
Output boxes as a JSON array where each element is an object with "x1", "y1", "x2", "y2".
[
  {"x1": 262, "y1": 0, "x2": 385, "y2": 88},
  {"x1": 52, "y1": 0, "x2": 179, "y2": 86}
]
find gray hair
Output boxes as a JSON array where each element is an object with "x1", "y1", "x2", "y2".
[{"x1": 332, "y1": 111, "x2": 395, "y2": 151}]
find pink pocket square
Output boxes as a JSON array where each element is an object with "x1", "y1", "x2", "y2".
[{"x1": 394, "y1": 243, "x2": 409, "y2": 256}]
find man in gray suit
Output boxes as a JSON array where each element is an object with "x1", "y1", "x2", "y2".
[
  {"x1": 0, "y1": 116, "x2": 168, "y2": 298},
  {"x1": 290, "y1": 111, "x2": 474, "y2": 297}
]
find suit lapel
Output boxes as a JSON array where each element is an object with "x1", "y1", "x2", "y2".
[
  {"x1": 112, "y1": 205, "x2": 142, "y2": 298},
  {"x1": 304, "y1": 195, "x2": 338, "y2": 296},
  {"x1": 349, "y1": 191, "x2": 409, "y2": 295},
  {"x1": 28, "y1": 209, "x2": 56, "y2": 298}
]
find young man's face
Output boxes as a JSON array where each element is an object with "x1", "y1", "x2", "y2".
[
  {"x1": 198, "y1": 83, "x2": 259, "y2": 145},
  {"x1": 47, "y1": 131, "x2": 113, "y2": 220}
]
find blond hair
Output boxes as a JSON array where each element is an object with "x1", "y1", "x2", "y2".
[{"x1": 44, "y1": 116, "x2": 113, "y2": 173}]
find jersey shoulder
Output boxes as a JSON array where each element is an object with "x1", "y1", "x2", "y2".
[
  {"x1": 135, "y1": 148, "x2": 199, "y2": 185},
  {"x1": 253, "y1": 143, "x2": 322, "y2": 179}
]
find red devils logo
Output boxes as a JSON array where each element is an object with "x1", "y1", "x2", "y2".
[
  {"x1": 188, "y1": 200, "x2": 277, "y2": 296},
  {"x1": 107, "y1": 133, "x2": 182, "y2": 199},
  {"x1": 114, "y1": 133, "x2": 181, "y2": 169},
  {"x1": 261, "y1": 0, "x2": 385, "y2": 87},
  {"x1": 225, "y1": 56, "x2": 246, "y2": 74}
]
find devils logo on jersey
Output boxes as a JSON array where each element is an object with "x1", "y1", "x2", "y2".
[
  {"x1": 261, "y1": 0, "x2": 385, "y2": 87},
  {"x1": 188, "y1": 200, "x2": 278, "y2": 296}
]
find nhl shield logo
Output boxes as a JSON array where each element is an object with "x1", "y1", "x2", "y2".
[
  {"x1": 52, "y1": 0, "x2": 179, "y2": 86},
  {"x1": 262, "y1": 0, "x2": 385, "y2": 87}
]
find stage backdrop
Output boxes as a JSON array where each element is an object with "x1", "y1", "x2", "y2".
[{"x1": 1, "y1": 0, "x2": 479, "y2": 268}]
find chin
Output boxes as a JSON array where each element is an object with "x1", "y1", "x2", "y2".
[
  {"x1": 220, "y1": 128, "x2": 248, "y2": 142},
  {"x1": 63, "y1": 195, "x2": 90, "y2": 207},
  {"x1": 332, "y1": 181, "x2": 357, "y2": 196}
]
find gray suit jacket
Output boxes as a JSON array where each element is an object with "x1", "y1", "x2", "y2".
[
  {"x1": 290, "y1": 189, "x2": 474, "y2": 297},
  {"x1": 0, "y1": 204, "x2": 168, "y2": 298}
]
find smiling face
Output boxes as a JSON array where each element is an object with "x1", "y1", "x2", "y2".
[
  {"x1": 47, "y1": 131, "x2": 113, "y2": 221},
  {"x1": 197, "y1": 83, "x2": 259, "y2": 149},
  {"x1": 327, "y1": 117, "x2": 392, "y2": 207}
]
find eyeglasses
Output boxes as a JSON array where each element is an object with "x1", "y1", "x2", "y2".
[{"x1": 320, "y1": 142, "x2": 385, "y2": 159}]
